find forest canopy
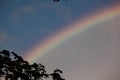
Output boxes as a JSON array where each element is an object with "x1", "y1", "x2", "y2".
[{"x1": 0, "y1": 50, "x2": 65, "y2": 80}]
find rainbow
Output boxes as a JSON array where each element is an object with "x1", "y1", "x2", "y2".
[{"x1": 24, "y1": 4, "x2": 120, "y2": 63}]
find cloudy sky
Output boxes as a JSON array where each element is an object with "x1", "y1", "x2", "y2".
[{"x1": 0, "y1": 0, "x2": 120, "y2": 80}]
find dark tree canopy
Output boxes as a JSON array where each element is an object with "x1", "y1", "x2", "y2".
[
  {"x1": 0, "y1": 50, "x2": 65, "y2": 80},
  {"x1": 53, "y1": 0, "x2": 67, "y2": 2}
]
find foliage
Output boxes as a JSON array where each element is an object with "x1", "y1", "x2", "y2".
[
  {"x1": 53, "y1": 0, "x2": 67, "y2": 2},
  {"x1": 0, "y1": 50, "x2": 65, "y2": 80}
]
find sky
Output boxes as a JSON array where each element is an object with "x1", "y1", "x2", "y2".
[{"x1": 0, "y1": 0, "x2": 120, "y2": 80}]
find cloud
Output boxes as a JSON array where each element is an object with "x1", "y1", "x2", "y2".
[
  {"x1": 11, "y1": 5, "x2": 36, "y2": 21},
  {"x1": 0, "y1": 30, "x2": 7, "y2": 43},
  {"x1": 0, "y1": 28, "x2": 19, "y2": 44},
  {"x1": 39, "y1": 2, "x2": 72, "y2": 21},
  {"x1": 11, "y1": 2, "x2": 72, "y2": 22}
]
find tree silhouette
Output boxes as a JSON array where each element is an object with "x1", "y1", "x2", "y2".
[
  {"x1": 53, "y1": 0, "x2": 67, "y2": 2},
  {"x1": 0, "y1": 50, "x2": 65, "y2": 80}
]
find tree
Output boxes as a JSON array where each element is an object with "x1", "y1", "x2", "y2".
[
  {"x1": 53, "y1": 0, "x2": 67, "y2": 2},
  {"x1": 0, "y1": 50, "x2": 65, "y2": 80}
]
